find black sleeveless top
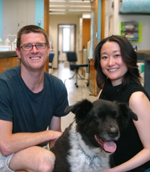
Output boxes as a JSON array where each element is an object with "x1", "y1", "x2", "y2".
[{"x1": 99, "y1": 78, "x2": 150, "y2": 171}]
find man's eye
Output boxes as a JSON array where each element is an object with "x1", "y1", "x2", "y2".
[
  {"x1": 36, "y1": 43, "x2": 43, "y2": 47},
  {"x1": 24, "y1": 44, "x2": 32, "y2": 48}
]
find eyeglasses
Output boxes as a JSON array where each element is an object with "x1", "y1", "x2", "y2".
[{"x1": 20, "y1": 43, "x2": 47, "y2": 51}]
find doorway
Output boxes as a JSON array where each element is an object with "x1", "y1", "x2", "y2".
[{"x1": 58, "y1": 24, "x2": 76, "y2": 62}]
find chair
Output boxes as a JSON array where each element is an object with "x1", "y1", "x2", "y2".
[
  {"x1": 49, "y1": 53, "x2": 55, "y2": 74},
  {"x1": 65, "y1": 51, "x2": 89, "y2": 88}
]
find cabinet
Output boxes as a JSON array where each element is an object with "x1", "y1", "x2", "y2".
[
  {"x1": 0, "y1": 58, "x2": 8, "y2": 73},
  {"x1": 3, "y1": 0, "x2": 35, "y2": 42},
  {"x1": 8, "y1": 57, "x2": 20, "y2": 69},
  {"x1": 0, "y1": 57, "x2": 20, "y2": 73}
]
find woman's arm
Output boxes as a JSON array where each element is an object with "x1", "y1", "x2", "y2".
[
  {"x1": 104, "y1": 91, "x2": 150, "y2": 172},
  {"x1": 97, "y1": 89, "x2": 102, "y2": 99}
]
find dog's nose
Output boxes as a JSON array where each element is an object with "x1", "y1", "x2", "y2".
[{"x1": 109, "y1": 125, "x2": 118, "y2": 138}]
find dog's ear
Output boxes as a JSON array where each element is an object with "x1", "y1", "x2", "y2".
[
  {"x1": 65, "y1": 99, "x2": 93, "y2": 125},
  {"x1": 115, "y1": 102, "x2": 138, "y2": 129}
]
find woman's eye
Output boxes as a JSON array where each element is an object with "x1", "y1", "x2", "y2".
[
  {"x1": 101, "y1": 56, "x2": 107, "y2": 59},
  {"x1": 114, "y1": 54, "x2": 121, "y2": 58}
]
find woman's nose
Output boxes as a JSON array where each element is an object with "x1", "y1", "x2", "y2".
[{"x1": 108, "y1": 57, "x2": 115, "y2": 66}]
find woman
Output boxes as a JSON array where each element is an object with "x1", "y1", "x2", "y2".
[{"x1": 94, "y1": 35, "x2": 150, "y2": 172}]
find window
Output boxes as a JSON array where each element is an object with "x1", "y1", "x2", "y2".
[{"x1": 62, "y1": 27, "x2": 71, "y2": 52}]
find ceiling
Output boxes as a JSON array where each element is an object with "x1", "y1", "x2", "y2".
[{"x1": 49, "y1": 0, "x2": 93, "y2": 16}]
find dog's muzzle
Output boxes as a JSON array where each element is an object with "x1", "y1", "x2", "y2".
[{"x1": 94, "y1": 135, "x2": 117, "y2": 153}]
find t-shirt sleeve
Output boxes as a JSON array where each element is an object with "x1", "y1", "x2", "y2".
[
  {"x1": 53, "y1": 78, "x2": 69, "y2": 117},
  {"x1": 0, "y1": 80, "x2": 13, "y2": 121}
]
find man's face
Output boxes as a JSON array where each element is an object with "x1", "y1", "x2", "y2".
[{"x1": 16, "y1": 32, "x2": 50, "y2": 71}]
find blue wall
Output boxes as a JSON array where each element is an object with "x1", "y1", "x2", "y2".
[
  {"x1": 97, "y1": 0, "x2": 101, "y2": 44},
  {"x1": 35, "y1": 0, "x2": 44, "y2": 28},
  {"x1": 0, "y1": 0, "x2": 3, "y2": 36}
]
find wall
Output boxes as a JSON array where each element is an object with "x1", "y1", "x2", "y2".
[
  {"x1": 113, "y1": 0, "x2": 150, "y2": 51},
  {"x1": 118, "y1": 15, "x2": 150, "y2": 50},
  {"x1": 0, "y1": 0, "x2": 2, "y2": 36},
  {"x1": 49, "y1": 15, "x2": 81, "y2": 68},
  {"x1": 35, "y1": 0, "x2": 44, "y2": 28}
]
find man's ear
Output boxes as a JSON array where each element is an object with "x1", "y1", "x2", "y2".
[
  {"x1": 16, "y1": 48, "x2": 21, "y2": 60},
  {"x1": 47, "y1": 45, "x2": 51, "y2": 56}
]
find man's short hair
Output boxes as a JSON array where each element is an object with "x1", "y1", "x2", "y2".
[{"x1": 17, "y1": 25, "x2": 49, "y2": 49}]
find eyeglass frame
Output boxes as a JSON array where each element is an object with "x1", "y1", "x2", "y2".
[{"x1": 20, "y1": 43, "x2": 48, "y2": 51}]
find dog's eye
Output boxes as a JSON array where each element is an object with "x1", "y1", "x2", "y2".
[
  {"x1": 115, "y1": 113, "x2": 119, "y2": 118},
  {"x1": 93, "y1": 116, "x2": 101, "y2": 123}
]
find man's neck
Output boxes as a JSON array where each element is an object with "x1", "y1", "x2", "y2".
[{"x1": 20, "y1": 66, "x2": 45, "y2": 93}]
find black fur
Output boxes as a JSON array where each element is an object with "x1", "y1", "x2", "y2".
[{"x1": 51, "y1": 99, "x2": 138, "y2": 172}]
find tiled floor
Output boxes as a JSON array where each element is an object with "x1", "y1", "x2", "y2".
[{"x1": 52, "y1": 62, "x2": 97, "y2": 131}]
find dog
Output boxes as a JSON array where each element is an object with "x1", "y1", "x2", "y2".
[{"x1": 51, "y1": 99, "x2": 138, "y2": 172}]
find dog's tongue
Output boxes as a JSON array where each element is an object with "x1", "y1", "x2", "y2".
[
  {"x1": 94, "y1": 135, "x2": 117, "y2": 153},
  {"x1": 103, "y1": 140, "x2": 116, "y2": 153}
]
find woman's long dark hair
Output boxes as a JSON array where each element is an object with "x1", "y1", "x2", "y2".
[{"x1": 94, "y1": 35, "x2": 140, "y2": 89}]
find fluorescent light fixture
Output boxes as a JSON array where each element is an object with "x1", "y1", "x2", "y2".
[
  {"x1": 69, "y1": 5, "x2": 91, "y2": 8},
  {"x1": 50, "y1": 0, "x2": 66, "y2": 2},
  {"x1": 50, "y1": 5, "x2": 66, "y2": 7},
  {"x1": 49, "y1": 12, "x2": 66, "y2": 15},
  {"x1": 50, "y1": 9, "x2": 66, "y2": 11},
  {"x1": 68, "y1": 9, "x2": 91, "y2": 12},
  {"x1": 82, "y1": 13, "x2": 91, "y2": 18},
  {"x1": 50, "y1": 0, "x2": 90, "y2": 2}
]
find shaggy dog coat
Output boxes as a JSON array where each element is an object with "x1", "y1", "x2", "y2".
[{"x1": 51, "y1": 99, "x2": 137, "y2": 172}]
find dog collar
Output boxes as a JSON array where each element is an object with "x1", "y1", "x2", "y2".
[{"x1": 75, "y1": 127, "x2": 99, "y2": 168}]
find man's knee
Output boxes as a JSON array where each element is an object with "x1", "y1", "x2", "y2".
[
  {"x1": 37, "y1": 150, "x2": 55, "y2": 172},
  {"x1": 9, "y1": 147, "x2": 56, "y2": 172}
]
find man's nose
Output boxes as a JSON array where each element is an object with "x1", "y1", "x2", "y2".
[{"x1": 31, "y1": 45, "x2": 38, "y2": 52}]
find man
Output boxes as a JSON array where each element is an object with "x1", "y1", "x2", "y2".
[{"x1": 0, "y1": 25, "x2": 68, "y2": 172}]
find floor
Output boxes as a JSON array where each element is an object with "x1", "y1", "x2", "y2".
[{"x1": 52, "y1": 62, "x2": 97, "y2": 131}]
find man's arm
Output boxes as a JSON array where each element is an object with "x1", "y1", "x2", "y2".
[
  {"x1": 49, "y1": 116, "x2": 62, "y2": 149},
  {"x1": 0, "y1": 119, "x2": 62, "y2": 156}
]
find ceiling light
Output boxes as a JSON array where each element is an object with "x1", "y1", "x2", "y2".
[
  {"x1": 50, "y1": 9, "x2": 66, "y2": 11},
  {"x1": 50, "y1": 5, "x2": 66, "y2": 7},
  {"x1": 68, "y1": 9, "x2": 91, "y2": 12},
  {"x1": 49, "y1": 12, "x2": 66, "y2": 15}
]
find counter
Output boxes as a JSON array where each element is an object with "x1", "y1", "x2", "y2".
[
  {"x1": 0, "y1": 51, "x2": 17, "y2": 58},
  {"x1": 136, "y1": 51, "x2": 150, "y2": 96},
  {"x1": 143, "y1": 53, "x2": 150, "y2": 96}
]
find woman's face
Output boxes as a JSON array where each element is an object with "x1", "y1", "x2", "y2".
[{"x1": 100, "y1": 41, "x2": 128, "y2": 86}]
